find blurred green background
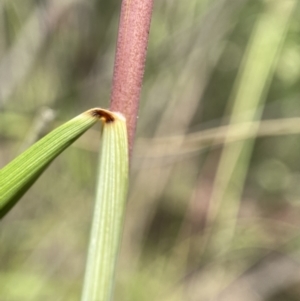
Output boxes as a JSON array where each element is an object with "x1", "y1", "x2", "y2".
[{"x1": 1, "y1": 0, "x2": 300, "y2": 300}]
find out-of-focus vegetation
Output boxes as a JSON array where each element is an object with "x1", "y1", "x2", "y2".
[{"x1": 1, "y1": 0, "x2": 300, "y2": 300}]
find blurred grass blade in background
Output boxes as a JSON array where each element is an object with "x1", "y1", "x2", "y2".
[
  {"x1": 205, "y1": 0, "x2": 296, "y2": 253},
  {"x1": 81, "y1": 112, "x2": 128, "y2": 301},
  {"x1": 0, "y1": 108, "x2": 109, "y2": 218}
]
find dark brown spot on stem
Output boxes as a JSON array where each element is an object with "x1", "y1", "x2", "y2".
[{"x1": 89, "y1": 108, "x2": 115, "y2": 123}]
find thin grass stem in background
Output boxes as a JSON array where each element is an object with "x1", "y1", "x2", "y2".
[{"x1": 135, "y1": 117, "x2": 300, "y2": 158}]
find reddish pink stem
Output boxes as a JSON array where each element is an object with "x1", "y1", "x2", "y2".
[{"x1": 110, "y1": 0, "x2": 154, "y2": 156}]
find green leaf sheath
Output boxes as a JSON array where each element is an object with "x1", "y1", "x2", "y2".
[
  {"x1": 0, "y1": 108, "x2": 109, "y2": 218},
  {"x1": 81, "y1": 113, "x2": 128, "y2": 301}
]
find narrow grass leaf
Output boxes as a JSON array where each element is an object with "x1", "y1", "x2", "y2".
[
  {"x1": 81, "y1": 112, "x2": 128, "y2": 301},
  {"x1": 0, "y1": 108, "x2": 109, "y2": 218}
]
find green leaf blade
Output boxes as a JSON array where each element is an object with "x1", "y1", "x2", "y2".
[
  {"x1": 0, "y1": 108, "x2": 106, "y2": 218},
  {"x1": 81, "y1": 112, "x2": 128, "y2": 301}
]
